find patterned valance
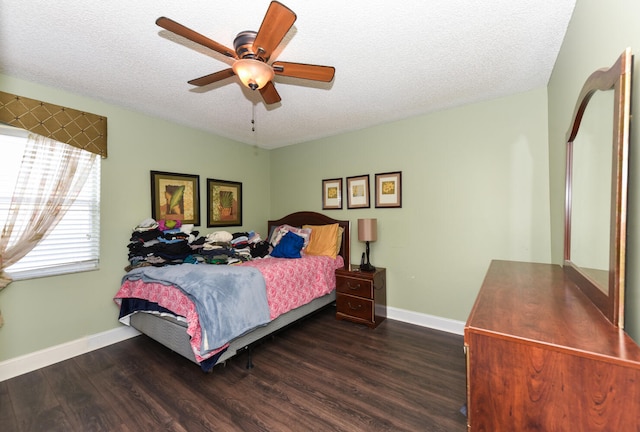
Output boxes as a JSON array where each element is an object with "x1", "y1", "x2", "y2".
[{"x1": 0, "y1": 91, "x2": 107, "y2": 158}]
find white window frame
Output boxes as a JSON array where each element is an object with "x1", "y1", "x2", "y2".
[{"x1": 0, "y1": 126, "x2": 101, "y2": 280}]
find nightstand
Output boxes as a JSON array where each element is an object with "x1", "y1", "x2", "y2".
[{"x1": 335, "y1": 266, "x2": 387, "y2": 328}]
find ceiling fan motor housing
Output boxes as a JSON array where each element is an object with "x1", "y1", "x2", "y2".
[{"x1": 234, "y1": 31, "x2": 263, "y2": 60}]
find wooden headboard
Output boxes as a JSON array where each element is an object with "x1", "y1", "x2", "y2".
[{"x1": 267, "y1": 211, "x2": 350, "y2": 267}]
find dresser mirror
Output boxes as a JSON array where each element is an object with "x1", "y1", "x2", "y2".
[{"x1": 564, "y1": 48, "x2": 632, "y2": 327}]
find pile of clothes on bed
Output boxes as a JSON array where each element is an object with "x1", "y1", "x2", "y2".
[{"x1": 125, "y1": 218, "x2": 270, "y2": 271}]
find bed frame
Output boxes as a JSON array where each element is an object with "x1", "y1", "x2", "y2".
[{"x1": 128, "y1": 211, "x2": 351, "y2": 370}]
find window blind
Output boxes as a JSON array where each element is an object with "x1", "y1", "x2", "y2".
[{"x1": 0, "y1": 126, "x2": 101, "y2": 279}]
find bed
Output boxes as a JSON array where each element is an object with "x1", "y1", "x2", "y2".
[{"x1": 114, "y1": 211, "x2": 351, "y2": 371}]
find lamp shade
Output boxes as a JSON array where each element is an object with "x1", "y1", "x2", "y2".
[
  {"x1": 358, "y1": 218, "x2": 377, "y2": 242},
  {"x1": 232, "y1": 59, "x2": 274, "y2": 90}
]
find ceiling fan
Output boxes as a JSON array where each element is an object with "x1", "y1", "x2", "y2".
[{"x1": 156, "y1": 1, "x2": 335, "y2": 105}]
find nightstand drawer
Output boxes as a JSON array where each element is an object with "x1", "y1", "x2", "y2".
[
  {"x1": 336, "y1": 293, "x2": 374, "y2": 322},
  {"x1": 336, "y1": 275, "x2": 374, "y2": 298}
]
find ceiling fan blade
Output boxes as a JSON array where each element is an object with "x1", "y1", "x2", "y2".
[
  {"x1": 252, "y1": 1, "x2": 296, "y2": 62},
  {"x1": 156, "y1": 17, "x2": 237, "y2": 59},
  {"x1": 259, "y1": 81, "x2": 281, "y2": 104},
  {"x1": 272, "y1": 61, "x2": 335, "y2": 82},
  {"x1": 188, "y1": 69, "x2": 236, "y2": 86}
]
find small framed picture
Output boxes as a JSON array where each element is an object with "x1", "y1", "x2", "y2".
[
  {"x1": 322, "y1": 178, "x2": 343, "y2": 210},
  {"x1": 150, "y1": 171, "x2": 200, "y2": 225},
  {"x1": 207, "y1": 178, "x2": 242, "y2": 227},
  {"x1": 346, "y1": 174, "x2": 370, "y2": 209},
  {"x1": 375, "y1": 171, "x2": 402, "y2": 208}
]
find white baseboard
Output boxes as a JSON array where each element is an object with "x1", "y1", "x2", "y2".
[
  {"x1": 387, "y1": 306, "x2": 465, "y2": 335},
  {"x1": 0, "y1": 325, "x2": 140, "y2": 382},
  {"x1": 1, "y1": 308, "x2": 463, "y2": 382}
]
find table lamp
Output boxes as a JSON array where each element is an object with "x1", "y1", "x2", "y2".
[{"x1": 358, "y1": 218, "x2": 377, "y2": 272}]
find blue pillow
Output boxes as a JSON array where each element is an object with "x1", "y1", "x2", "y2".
[{"x1": 270, "y1": 231, "x2": 304, "y2": 258}]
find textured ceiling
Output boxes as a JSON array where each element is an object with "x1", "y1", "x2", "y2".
[{"x1": 0, "y1": 0, "x2": 575, "y2": 149}]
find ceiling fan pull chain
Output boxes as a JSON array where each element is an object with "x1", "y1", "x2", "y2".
[
  {"x1": 252, "y1": 103, "x2": 259, "y2": 152},
  {"x1": 252, "y1": 103, "x2": 256, "y2": 132}
]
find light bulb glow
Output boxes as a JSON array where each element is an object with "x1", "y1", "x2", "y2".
[{"x1": 232, "y1": 59, "x2": 274, "y2": 90}]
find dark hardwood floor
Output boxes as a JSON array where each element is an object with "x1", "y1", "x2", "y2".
[{"x1": 0, "y1": 307, "x2": 468, "y2": 431}]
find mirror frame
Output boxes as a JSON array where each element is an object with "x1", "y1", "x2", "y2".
[{"x1": 564, "y1": 48, "x2": 632, "y2": 328}]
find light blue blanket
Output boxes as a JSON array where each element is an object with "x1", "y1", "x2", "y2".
[{"x1": 123, "y1": 264, "x2": 270, "y2": 355}]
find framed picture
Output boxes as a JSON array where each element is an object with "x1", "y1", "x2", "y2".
[
  {"x1": 375, "y1": 171, "x2": 402, "y2": 208},
  {"x1": 207, "y1": 178, "x2": 242, "y2": 227},
  {"x1": 322, "y1": 178, "x2": 343, "y2": 210},
  {"x1": 150, "y1": 171, "x2": 200, "y2": 225},
  {"x1": 346, "y1": 174, "x2": 370, "y2": 209}
]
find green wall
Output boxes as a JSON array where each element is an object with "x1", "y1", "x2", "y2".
[
  {"x1": 0, "y1": 74, "x2": 271, "y2": 362},
  {"x1": 270, "y1": 87, "x2": 552, "y2": 321},
  {"x1": 548, "y1": 0, "x2": 640, "y2": 340}
]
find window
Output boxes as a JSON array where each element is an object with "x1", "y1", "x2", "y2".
[{"x1": 0, "y1": 126, "x2": 101, "y2": 280}]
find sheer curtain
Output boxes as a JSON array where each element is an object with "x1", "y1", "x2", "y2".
[{"x1": 0, "y1": 133, "x2": 98, "y2": 324}]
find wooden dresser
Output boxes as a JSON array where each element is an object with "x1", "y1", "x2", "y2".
[{"x1": 464, "y1": 260, "x2": 640, "y2": 431}]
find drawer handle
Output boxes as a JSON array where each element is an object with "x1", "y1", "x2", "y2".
[
  {"x1": 347, "y1": 302, "x2": 362, "y2": 310},
  {"x1": 346, "y1": 282, "x2": 361, "y2": 290}
]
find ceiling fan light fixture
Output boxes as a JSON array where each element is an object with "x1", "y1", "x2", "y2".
[
  {"x1": 233, "y1": 59, "x2": 274, "y2": 90},
  {"x1": 157, "y1": 2, "x2": 333, "y2": 104}
]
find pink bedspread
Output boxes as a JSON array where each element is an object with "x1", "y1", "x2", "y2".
[
  {"x1": 240, "y1": 255, "x2": 344, "y2": 319},
  {"x1": 115, "y1": 278, "x2": 220, "y2": 362},
  {"x1": 114, "y1": 255, "x2": 343, "y2": 363}
]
